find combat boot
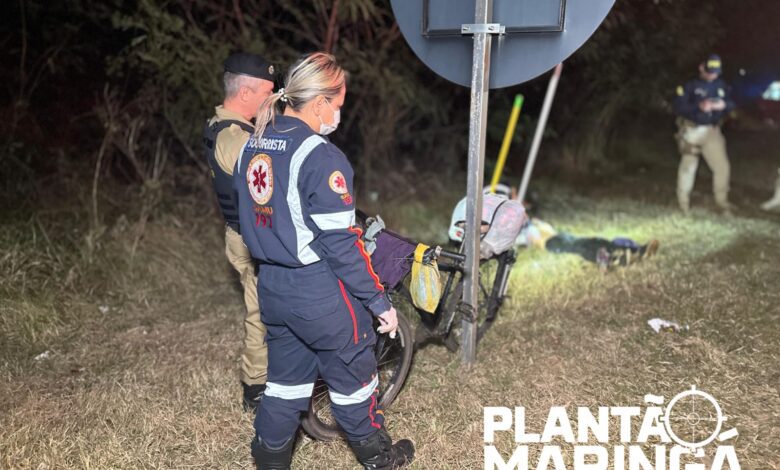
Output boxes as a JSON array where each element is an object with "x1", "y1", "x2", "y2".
[
  {"x1": 716, "y1": 201, "x2": 735, "y2": 217},
  {"x1": 678, "y1": 198, "x2": 690, "y2": 215},
  {"x1": 348, "y1": 428, "x2": 415, "y2": 469},
  {"x1": 251, "y1": 437, "x2": 294, "y2": 470}
]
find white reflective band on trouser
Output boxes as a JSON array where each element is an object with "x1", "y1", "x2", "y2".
[
  {"x1": 329, "y1": 375, "x2": 379, "y2": 406},
  {"x1": 311, "y1": 210, "x2": 355, "y2": 231},
  {"x1": 265, "y1": 382, "x2": 315, "y2": 400}
]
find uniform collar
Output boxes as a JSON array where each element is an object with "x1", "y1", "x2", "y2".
[
  {"x1": 214, "y1": 105, "x2": 253, "y2": 126},
  {"x1": 274, "y1": 114, "x2": 306, "y2": 127},
  {"x1": 270, "y1": 114, "x2": 311, "y2": 134}
]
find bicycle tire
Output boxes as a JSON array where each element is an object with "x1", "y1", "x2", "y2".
[{"x1": 301, "y1": 312, "x2": 414, "y2": 441}]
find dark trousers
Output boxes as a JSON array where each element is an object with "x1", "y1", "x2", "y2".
[
  {"x1": 255, "y1": 262, "x2": 383, "y2": 447},
  {"x1": 545, "y1": 233, "x2": 641, "y2": 264}
]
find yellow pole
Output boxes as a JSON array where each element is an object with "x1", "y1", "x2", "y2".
[{"x1": 490, "y1": 94, "x2": 524, "y2": 193}]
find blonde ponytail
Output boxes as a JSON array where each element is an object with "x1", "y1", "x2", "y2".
[
  {"x1": 253, "y1": 52, "x2": 345, "y2": 140},
  {"x1": 253, "y1": 92, "x2": 284, "y2": 143}
]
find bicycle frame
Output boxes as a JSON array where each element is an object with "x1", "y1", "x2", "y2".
[
  {"x1": 409, "y1": 246, "x2": 517, "y2": 343},
  {"x1": 357, "y1": 209, "x2": 517, "y2": 346}
]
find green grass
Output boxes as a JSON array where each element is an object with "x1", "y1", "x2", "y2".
[{"x1": 1, "y1": 166, "x2": 779, "y2": 468}]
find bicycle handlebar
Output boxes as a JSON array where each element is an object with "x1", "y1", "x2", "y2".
[{"x1": 436, "y1": 249, "x2": 466, "y2": 265}]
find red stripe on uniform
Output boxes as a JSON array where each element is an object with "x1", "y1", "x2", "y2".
[
  {"x1": 347, "y1": 226, "x2": 384, "y2": 291},
  {"x1": 338, "y1": 280, "x2": 359, "y2": 344},
  {"x1": 368, "y1": 389, "x2": 382, "y2": 429}
]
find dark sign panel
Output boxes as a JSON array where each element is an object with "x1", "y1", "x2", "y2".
[{"x1": 392, "y1": 0, "x2": 615, "y2": 88}]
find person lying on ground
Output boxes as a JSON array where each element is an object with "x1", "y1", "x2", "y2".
[{"x1": 517, "y1": 218, "x2": 660, "y2": 272}]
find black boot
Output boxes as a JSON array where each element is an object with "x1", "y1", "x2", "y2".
[
  {"x1": 242, "y1": 382, "x2": 266, "y2": 412},
  {"x1": 348, "y1": 428, "x2": 414, "y2": 470},
  {"x1": 250, "y1": 436, "x2": 294, "y2": 470}
]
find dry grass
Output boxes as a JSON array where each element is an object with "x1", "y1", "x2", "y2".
[{"x1": 2, "y1": 152, "x2": 780, "y2": 469}]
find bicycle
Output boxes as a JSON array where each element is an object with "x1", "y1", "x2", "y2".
[
  {"x1": 300, "y1": 214, "x2": 517, "y2": 441},
  {"x1": 300, "y1": 314, "x2": 414, "y2": 441},
  {"x1": 401, "y1": 245, "x2": 517, "y2": 353}
]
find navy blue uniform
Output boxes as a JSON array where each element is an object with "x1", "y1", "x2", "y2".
[
  {"x1": 234, "y1": 115, "x2": 389, "y2": 447},
  {"x1": 673, "y1": 78, "x2": 735, "y2": 125},
  {"x1": 672, "y1": 76, "x2": 735, "y2": 211}
]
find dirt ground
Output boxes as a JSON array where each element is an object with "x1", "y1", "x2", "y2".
[{"x1": 1, "y1": 128, "x2": 778, "y2": 469}]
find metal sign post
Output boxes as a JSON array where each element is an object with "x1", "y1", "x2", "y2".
[
  {"x1": 389, "y1": 0, "x2": 615, "y2": 364},
  {"x1": 461, "y1": 0, "x2": 496, "y2": 364}
]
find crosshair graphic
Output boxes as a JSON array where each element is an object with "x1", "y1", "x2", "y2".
[{"x1": 660, "y1": 386, "x2": 726, "y2": 450}]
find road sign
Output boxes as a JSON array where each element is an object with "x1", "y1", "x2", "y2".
[
  {"x1": 391, "y1": 0, "x2": 614, "y2": 89},
  {"x1": 390, "y1": 0, "x2": 614, "y2": 363}
]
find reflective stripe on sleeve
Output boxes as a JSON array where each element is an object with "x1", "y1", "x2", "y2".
[
  {"x1": 264, "y1": 382, "x2": 315, "y2": 400},
  {"x1": 288, "y1": 135, "x2": 326, "y2": 265},
  {"x1": 329, "y1": 375, "x2": 379, "y2": 406},
  {"x1": 311, "y1": 210, "x2": 356, "y2": 231}
]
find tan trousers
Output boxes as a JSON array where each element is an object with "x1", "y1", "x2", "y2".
[
  {"x1": 676, "y1": 120, "x2": 731, "y2": 210},
  {"x1": 225, "y1": 226, "x2": 267, "y2": 385}
]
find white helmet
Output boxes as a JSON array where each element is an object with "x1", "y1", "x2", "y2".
[{"x1": 448, "y1": 188, "x2": 511, "y2": 243}]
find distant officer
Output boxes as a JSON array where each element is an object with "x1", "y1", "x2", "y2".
[
  {"x1": 673, "y1": 54, "x2": 736, "y2": 214},
  {"x1": 235, "y1": 52, "x2": 414, "y2": 469},
  {"x1": 203, "y1": 52, "x2": 275, "y2": 411}
]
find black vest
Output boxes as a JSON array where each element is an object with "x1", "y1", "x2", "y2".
[{"x1": 203, "y1": 118, "x2": 254, "y2": 232}]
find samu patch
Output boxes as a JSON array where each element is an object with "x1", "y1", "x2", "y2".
[
  {"x1": 329, "y1": 171, "x2": 348, "y2": 194},
  {"x1": 247, "y1": 154, "x2": 274, "y2": 205}
]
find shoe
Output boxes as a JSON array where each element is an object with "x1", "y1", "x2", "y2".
[
  {"x1": 716, "y1": 201, "x2": 736, "y2": 217},
  {"x1": 763, "y1": 173, "x2": 780, "y2": 210},
  {"x1": 251, "y1": 436, "x2": 294, "y2": 470},
  {"x1": 610, "y1": 248, "x2": 641, "y2": 267},
  {"x1": 348, "y1": 427, "x2": 415, "y2": 470},
  {"x1": 243, "y1": 382, "x2": 266, "y2": 412},
  {"x1": 761, "y1": 195, "x2": 780, "y2": 211},
  {"x1": 596, "y1": 247, "x2": 610, "y2": 273},
  {"x1": 678, "y1": 199, "x2": 690, "y2": 215},
  {"x1": 640, "y1": 240, "x2": 660, "y2": 260}
]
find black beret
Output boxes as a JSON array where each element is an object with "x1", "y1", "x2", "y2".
[{"x1": 224, "y1": 52, "x2": 275, "y2": 81}]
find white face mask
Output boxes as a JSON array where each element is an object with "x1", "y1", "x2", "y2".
[{"x1": 318, "y1": 99, "x2": 341, "y2": 135}]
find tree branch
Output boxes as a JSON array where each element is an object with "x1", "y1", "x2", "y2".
[{"x1": 324, "y1": 0, "x2": 341, "y2": 53}]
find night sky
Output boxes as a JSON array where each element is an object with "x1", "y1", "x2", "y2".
[{"x1": 716, "y1": 0, "x2": 780, "y2": 74}]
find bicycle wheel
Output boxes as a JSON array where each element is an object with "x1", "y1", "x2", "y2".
[
  {"x1": 443, "y1": 249, "x2": 516, "y2": 352},
  {"x1": 301, "y1": 312, "x2": 414, "y2": 441}
]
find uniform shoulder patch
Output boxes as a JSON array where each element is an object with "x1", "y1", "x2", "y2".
[
  {"x1": 676, "y1": 86, "x2": 684, "y2": 96},
  {"x1": 247, "y1": 154, "x2": 274, "y2": 205},
  {"x1": 328, "y1": 170, "x2": 348, "y2": 194}
]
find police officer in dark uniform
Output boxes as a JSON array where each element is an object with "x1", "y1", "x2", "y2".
[
  {"x1": 203, "y1": 53, "x2": 274, "y2": 410},
  {"x1": 673, "y1": 54, "x2": 736, "y2": 214},
  {"x1": 234, "y1": 52, "x2": 414, "y2": 469}
]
